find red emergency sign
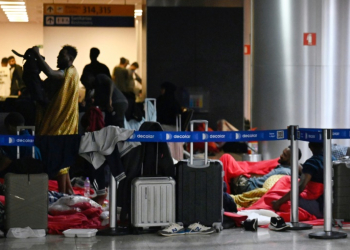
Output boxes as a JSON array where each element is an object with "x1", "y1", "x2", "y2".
[
  {"x1": 303, "y1": 33, "x2": 316, "y2": 46},
  {"x1": 244, "y1": 45, "x2": 250, "y2": 55}
]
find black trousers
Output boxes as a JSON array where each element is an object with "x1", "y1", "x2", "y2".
[{"x1": 104, "y1": 102, "x2": 128, "y2": 128}]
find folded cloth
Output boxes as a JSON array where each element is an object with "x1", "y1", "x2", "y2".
[{"x1": 79, "y1": 126, "x2": 140, "y2": 169}]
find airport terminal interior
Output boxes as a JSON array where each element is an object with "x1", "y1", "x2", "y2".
[{"x1": 2, "y1": 0, "x2": 350, "y2": 249}]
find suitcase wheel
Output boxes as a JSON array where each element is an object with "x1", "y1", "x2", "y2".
[{"x1": 213, "y1": 223, "x2": 223, "y2": 232}]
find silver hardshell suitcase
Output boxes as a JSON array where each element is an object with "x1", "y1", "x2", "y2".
[{"x1": 131, "y1": 177, "x2": 175, "y2": 227}]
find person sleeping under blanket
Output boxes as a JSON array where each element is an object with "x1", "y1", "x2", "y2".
[
  {"x1": 231, "y1": 174, "x2": 286, "y2": 209},
  {"x1": 222, "y1": 146, "x2": 302, "y2": 195}
]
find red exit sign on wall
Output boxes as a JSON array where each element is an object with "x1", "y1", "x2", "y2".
[
  {"x1": 304, "y1": 33, "x2": 316, "y2": 46},
  {"x1": 244, "y1": 45, "x2": 250, "y2": 55}
]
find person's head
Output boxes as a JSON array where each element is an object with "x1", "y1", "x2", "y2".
[
  {"x1": 119, "y1": 57, "x2": 129, "y2": 68},
  {"x1": 4, "y1": 112, "x2": 25, "y2": 135},
  {"x1": 278, "y1": 146, "x2": 302, "y2": 165},
  {"x1": 8, "y1": 56, "x2": 16, "y2": 67},
  {"x1": 129, "y1": 62, "x2": 139, "y2": 71},
  {"x1": 90, "y1": 47, "x2": 100, "y2": 62},
  {"x1": 1, "y1": 57, "x2": 8, "y2": 67},
  {"x1": 57, "y1": 45, "x2": 77, "y2": 69},
  {"x1": 80, "y1": 72, "x2": 96, "y2": 90},
  {"x1": 309, "y1": 142, "x2": 323, "y2": 155},
  {"x1": 160, "y1": 81, "x2": 177, "y2": 95}
]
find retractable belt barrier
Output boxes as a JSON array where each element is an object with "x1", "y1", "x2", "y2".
[
  {"x1": 0, "y1": 130, "x2": 288, "y2": 146},
  {"x1": 127, "y1": 129, "x2": 288, "y2": 142},
  {"x1": 1, "y1": 126, "x2": 348, "y2": 239},
  {"x1": 0, "y1": 135, "x2": 35, "y2": 146},
  {"x1": 299, "y1": 128, "x2": 350, "y2": 141}
]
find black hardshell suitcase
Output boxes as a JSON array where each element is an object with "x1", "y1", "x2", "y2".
[
  {"x1": 5, "y1": 126, "x2": 48, "y2": 232},
  {"x1": 333, "y1": 157, "x2": 350, "y2": 221},
  {"x1": 176, "y1": 120, "x2": 223, "y2": 232}
]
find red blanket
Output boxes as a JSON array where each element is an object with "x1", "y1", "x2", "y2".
[
  {"x1": 220, "y1": 153, "x2": 279, "y2": 193},
  {"x1": 0, "y1": 178, "x2": 105, "y2": 234},
  {"x1": 245, "y1": 176, "x2": 324, "y2": 222},
  {"x1": 223, "y1": 173, "x2": 325, "y2": 225}
]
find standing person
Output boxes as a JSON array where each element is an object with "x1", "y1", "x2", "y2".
[
  {"x1": 112, "y1": 57, "x2": 129, "y2": 93},
  {"x1": 0, "y1": 58, "x2": 10, "y2": 96},
  {"x1": 81, "y1": 73, "x2": 128, "y2": 128},
  {"x1": 156, "y1": 81, "x2": 182, "y2": 126},
  {"x1": 8, "y1": 56, "x2": 25, "y2": 96},
  {"x1": 80, "y1": 47, "x2": 111, "y2": 80},
  {"x1": 113, "y1": 57, "x2": 142, "y2": 121},
  {"x1": 128, "y1": 62, "x2": 142, "y2": 100},
  {"x1": 129, "y1": 62, "x2": 141, "y2": 85},
  {"x1": 32, "y1": 45, "x2": 79, "y2": 194}
]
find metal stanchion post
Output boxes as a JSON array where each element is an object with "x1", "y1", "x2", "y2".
[
  {"x1": 287, "y1": 125, "x2": 312, "y2": 230},
  {"x1": 309, "y1": 129, "x2": 347, "y2": 239},
  {"x1": 97, "y1": 175, "x2": 129, "y2": 236}
]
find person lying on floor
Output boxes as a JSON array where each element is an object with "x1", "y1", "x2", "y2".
[
  {"x1": 272, "y1": 142, "x2": 329, "y2": 219},
  {"x1": 231, "y1": 146, "x2": 302, "y2": 195}
]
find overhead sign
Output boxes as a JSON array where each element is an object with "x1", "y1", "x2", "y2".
[
  {"x1": 43, "y1": 4, "x2": 134, "y2": 27},
  {"x1": 244, "y1": 45, "x2": 251, "y2": 55},
  {"x1": 303, "y1": 33, "x2": 316, "y2": 46}
]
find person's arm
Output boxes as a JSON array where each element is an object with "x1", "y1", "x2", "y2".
[
  {"x1": 101, "y1": 77, "x2": 114, "y2": 112},
  {"x1": 32, "y1": 46, "x2": 64, "y2": 80},
  {"x1": 112, "y1": 67, "x2": 116, "y2": 81},
  {"x1": 271, "y1": 173, "x2": 312, "y2": 211},
  {"x1": 16, "y1": 66, "x2": 26, "y2": 94}
]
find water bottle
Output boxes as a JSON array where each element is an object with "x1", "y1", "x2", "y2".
[{"x1": 84, "y1": 177, "x2": 90, "y2": 197}]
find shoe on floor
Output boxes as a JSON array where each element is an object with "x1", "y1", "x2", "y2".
[
  {"x1": 268, "y1": 217, "x2": 290, "y2": 231},
  {"x1": 186, "y1": 222, "x2": 216, "y2": 235},
  {"x1": 243, "y1": 219, "x2": 258, "y2": 231},
  {"x1": 158, "y1": 223, "x2": 186, "y2": 236}
]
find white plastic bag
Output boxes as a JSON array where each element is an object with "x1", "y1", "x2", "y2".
[
  {"x1": 54, "y1": 196, "x2": 101, "y2": 208},
  {"x1": 7, "y1": 227, "x2": 46, "y2": 238},
  {"x1": 49, "y1": 204, "x2": 81, "y2": 215}
]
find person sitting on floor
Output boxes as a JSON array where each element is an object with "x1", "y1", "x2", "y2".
[
  {"x1": 272, "y1": 142, "x2": 328, "y2": 219},
  {"x1": 230, "y1": 146, "x2": 302, "y2": 195}
]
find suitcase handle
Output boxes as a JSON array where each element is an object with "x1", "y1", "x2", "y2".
[
  {"x1": 17, "y1": 126, "x2": 36, "y2": 183},
  {"x1": 176, "y1": 114, "x2": 182, "y2": 132},
  {"x1": 189, "y1": 120, "x2": 209, "y2": 167},
  {"x1": 144, "y1": 98, "x2": 156, "y2": 122},
  {"x1": 16, "y1": 126, "x2": 35, "y2": 159}
]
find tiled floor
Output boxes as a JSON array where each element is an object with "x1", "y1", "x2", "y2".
[{"x1": 0, "y1": 226, "x2": 349, "y2": 250}]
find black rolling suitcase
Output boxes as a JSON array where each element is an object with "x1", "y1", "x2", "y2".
[
  {"x1": 176, "y1": 120, "x2": 223, "y2": 232},
  {"x1": 333, "y1": 157, "x2": 350, "y2": 221}
]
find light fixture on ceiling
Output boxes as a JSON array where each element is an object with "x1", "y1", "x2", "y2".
[
  {"x1": 0, "y1": 1, "x2": 28, "y2": 22},
  {"x1": 0, "y1": 1, "x2": 25, "y2": 4}
]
